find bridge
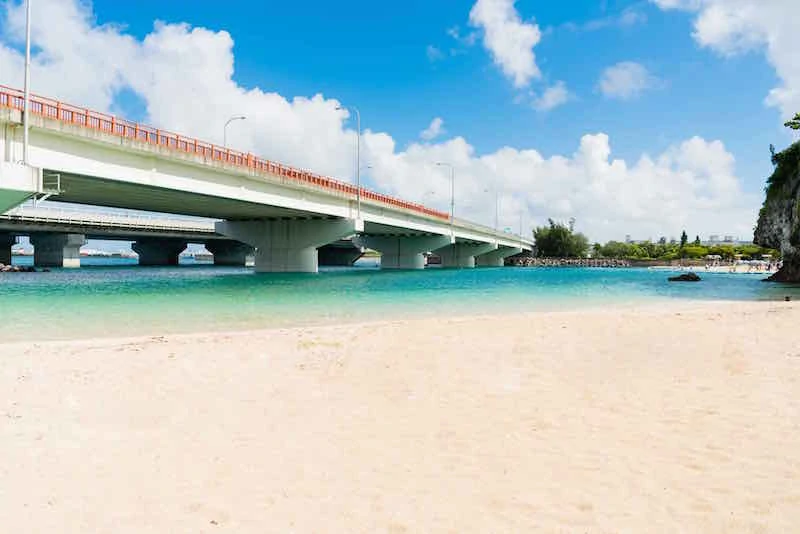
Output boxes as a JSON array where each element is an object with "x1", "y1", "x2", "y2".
[
  {"x1": 0, "y1": 86, "x2": 532, "y2": 272},
  {"x1": 0, "y1": 203, "x2": 372, "y2": 268}
]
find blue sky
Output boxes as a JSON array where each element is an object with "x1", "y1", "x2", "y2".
[
  {"x1": 1, "y1": 0, "x2": 798, "y2": 244},
  {"x1": 101, "y1": 0, "x2": 785, "y2": 185}
]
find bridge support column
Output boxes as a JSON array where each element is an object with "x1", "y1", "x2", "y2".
[
  {"x1": 216, "y1": 218, "x2": 361, "y2": 273},
  {"x1": 434, "y1": 242, "x2": 497, "y2": 268},
  {"x1": 318, "y1": 240, "x2": 365, "y2": 266},
  {"x1": 132, "y1": 239, "x2": 187, "y2": 266},
  {"x1": 204, "y1": 240, "x2": 254, "y2": 266},
  {"x1": 476, "y1": 246, "x2": 523, "y2": 267},
  {"x1": 357, "y1": 235, "x2": 453, "y2": 269},
  {"x1": 0, "y1": 233, "x2": 16, "y2": 264},
  {"x1": 30, "y1": 233, "x2": 86, "y2": 268}
]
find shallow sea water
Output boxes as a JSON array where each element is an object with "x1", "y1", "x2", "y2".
[{"x1": 0, "y1": 258, "x2": 797, "y2": 342}]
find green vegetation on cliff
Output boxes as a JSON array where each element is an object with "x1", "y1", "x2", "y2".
[
  {"x1": 765, "y1": 141, "x2": 800, "y2": 200},
  {"x1": 754, "y1": 117, "x2": 800, "y2": 281}
]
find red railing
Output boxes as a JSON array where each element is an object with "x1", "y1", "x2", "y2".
[{"x1": 0, "y1": 85, "x2": 449, "y2": 221}]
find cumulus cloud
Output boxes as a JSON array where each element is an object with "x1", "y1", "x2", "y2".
[
  {"x1": 532, "y1": 81, "x2": 570, "y2": 112},
  {"x1": 0, "y1": 0, "x2": 758, "y2": 241},
  {"x1": 598, "y1": 62, "x2": 659, "y2": 100},
  {"x1": 363, "y1": 131, "x2": 757, "y2": 241},
  {"x1": 468, "y1": 0, "x2": 541, "y2": 88},
  {"x1": 652, "y1": 0, "x2": 800, "y2": 119},
  {"x1": 420, "y1": 117, "x2": 445, "y2": 141}
]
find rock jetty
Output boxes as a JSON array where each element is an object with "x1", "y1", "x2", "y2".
[{"x1": 0, "y1": 263, "x2": 41, "y2": 273}]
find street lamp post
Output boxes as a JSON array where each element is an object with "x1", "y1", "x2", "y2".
[
  {"x1": 22, "y1": 0, "x2": 32, "y2": 165},
  {"x1": 436, "y1": 162, "x2": 455, "y2": 227},
  {"x1": 223, "y1": 115, "x2": 246, "y2": 148},
  {"x1": 484, "y1": 188, "x2": 500, "y2": 233},
  {"x1": 336, "y1": 105, "x2": 361, "y2": 220}
]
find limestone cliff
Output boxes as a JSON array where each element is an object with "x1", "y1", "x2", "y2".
[{"x1": 754, "y1": 142, "x2": 800, "y2": 282}]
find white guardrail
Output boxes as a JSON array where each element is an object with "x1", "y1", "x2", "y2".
[{"x1": 1, "y1": 203, "x2": 217, "y2": 233}]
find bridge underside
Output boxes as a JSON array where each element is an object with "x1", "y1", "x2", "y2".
[
  {"x1": 21, "y1": 175, "x2": 524, "y2": 273},
  {"x1": 49, "y1": 172, "x2": 320, "y2": 220}
]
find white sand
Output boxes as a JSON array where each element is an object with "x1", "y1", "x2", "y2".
[{"x1": 2, "y1": 301, "x2": 799, "y2": 533}]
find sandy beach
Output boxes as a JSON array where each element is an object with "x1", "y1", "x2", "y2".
[{"x1": 2, "y1": 301, "x2": 799, "y2": 533}]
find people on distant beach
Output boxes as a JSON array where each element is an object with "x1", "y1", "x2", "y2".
[{"x1": 508, "y1": 257, "x2": 631, "y2": 268}]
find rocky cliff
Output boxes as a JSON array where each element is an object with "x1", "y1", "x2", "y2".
[{"x1": 754, "y1": 142, "x2": 800, "y2": 282}]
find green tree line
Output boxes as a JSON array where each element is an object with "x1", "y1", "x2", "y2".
[{"x1": 533, "y1": 219, "x2": 777, "y2": 260}]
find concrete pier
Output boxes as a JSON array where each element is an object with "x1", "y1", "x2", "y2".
[
  {"x1": 318, "y1": 240, "x2": 365, "y2": 267},
  {"x1": 357, "y1": 235, "x2": 453, "y2": 269},
  {"x1": 30, "y1": 233, "x2": 86, "y2": 268},
  {"x1": 476, "y1": 246, "x2": 523, "y2": 267},
  {"x1": 435, "y1": 242, "x2": 497, "y2": 268},
  {"x1": 0, "y1": 233, "x2": 16, "y2": 264},
  {"x1": 132, "y1": 238, "x2": 187, "y2": 266},
  {"x1": 205, "y1": 240, "x2": 254, "y2": 266},
  {"x1": 217, "y1": 218, "x2": 361, "y2": 273}
]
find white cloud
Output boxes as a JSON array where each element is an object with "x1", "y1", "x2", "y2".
[
  {"x1": 426, "y1": 45, "x2": 444, "y2": 62},
  {"x1": 598, "y1": 62, "x2": 659, "y2": 100},
  {"x1": 0, "y1": 0, "x2": 758, "y2": 242},
  {"x1": 468, "y1": 0, "x2": 541, "y2": 88},
  {"x1": 532, "y1": 81, "x2": 570, "y2": 112},
  {"x1": 652, "y1": 0, "x2": 800, "y2": 120},
  {"x1": 420, "y1": 117, "x2": 445, "y2": 141}
]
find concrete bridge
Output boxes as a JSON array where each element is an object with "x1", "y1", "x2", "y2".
[
  {"x1": 0, "y1": 203, "x2": 368, "y2": 268},
  {"x1": 0, "y1": 86, "x2": 531, "y2": 272}
]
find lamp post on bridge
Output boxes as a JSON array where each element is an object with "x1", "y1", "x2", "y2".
[
  {"x1": 223, "y1": 115, "x2": 246, "y2": 148},
  {"x1": 336, "y1": 105, "x2": 361, "y2": 221},
  {"x1": 22, "y1": 0, "x2": 32, "y2": 165},
  {"x1": 483, "y1": 188, "x2": 500, "y2": 233},
  {"x1": 435, "y1": 162, "x2": 455, "y2": 231}
]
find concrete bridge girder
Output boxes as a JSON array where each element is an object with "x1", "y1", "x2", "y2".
[
  {"x1": 205, "y1": 240, "x2": 254, "y2": 267},
  {"x1": 132, "y1": 238, "x2": 188, "y2": 266},
  {"x1": 216, "y1": 218, "x2": 362, "y2": 273},
  {"x1": 434, "y1": 242, "x2": 498, "y2": 268},
  {"x1": 356, "y1": 234, "x2": 453, "y2": 270},
  {"x1": 475, "y1": 246, "x2": 524, "y2": 267}
]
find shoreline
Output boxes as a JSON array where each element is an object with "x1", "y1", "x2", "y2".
[{"x1": 0, "y1": 297, "x2": 766, "y2": 349}]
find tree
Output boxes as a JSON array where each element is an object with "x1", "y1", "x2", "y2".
[
  {"x1": 785, "y1": 113, "x2": 800, "y2": 130},
  {"x1": 693, "y1": 235, "x2": 701, "y2": 246},
  {"x1": 533, "y1": 218, "x2": 589, "y2": 258},
  {"x1": 680, "y1": 230, "x2": 688, "y2": 249}
]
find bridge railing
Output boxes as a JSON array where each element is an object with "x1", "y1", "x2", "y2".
[
  {"x1": 0, "y1": 85, "x2": 451, "y2": 224},
  {"x1": 450, "y1": 216, "x2": 529, "y2": 244},
  {"x1": 1, "y1": 203, "x2": 217, "y2": 233}
]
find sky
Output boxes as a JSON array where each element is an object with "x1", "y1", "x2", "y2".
[{"x1": 1, "y1": 0, "x2": 799, "y2": 245}]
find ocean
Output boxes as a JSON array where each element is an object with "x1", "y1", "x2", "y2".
[{"x1": 0, "y1": 258, "x2": 796, "y2": 342}]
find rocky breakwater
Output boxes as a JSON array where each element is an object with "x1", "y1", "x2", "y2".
[
  {"x1": 754, "y1": 141, "x2": 800, "y2": 282},
  {"x1": 0, "y1": 263, "x2": 41, "y2": 273}
]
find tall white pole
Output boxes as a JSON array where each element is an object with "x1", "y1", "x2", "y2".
[
  {"x1": 22, "y1": 0, "x2": 31, "y2": 165},
  {"x1": 449, "y1": 166, "x2": 454, "y2": 225},
  {"x1": 335, "y1": 105, "x2": 362, "y2": 220},
  {"x1": 495, "y1": 191, "x2": 499, "y2": 233},
  {"x1": 354, "y1": 107, "x2": 361, "y2": 220}
]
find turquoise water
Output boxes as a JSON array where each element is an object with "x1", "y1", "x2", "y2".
[{"x1": 1, "y1": 259, "x2": 798, "y2": 342}]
